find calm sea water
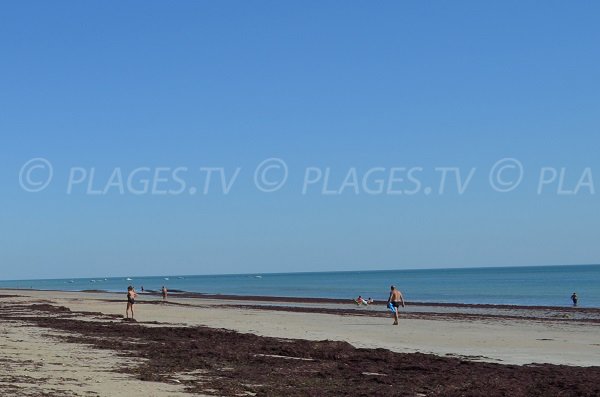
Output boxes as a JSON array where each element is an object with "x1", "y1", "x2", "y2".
[{"x1": 1, "y1": 265, "x2": 598, "y2": 307}]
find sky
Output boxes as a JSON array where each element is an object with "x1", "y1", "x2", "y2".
[{"x1": 1, "y1": 1, "x2": 599, "y2": 279}]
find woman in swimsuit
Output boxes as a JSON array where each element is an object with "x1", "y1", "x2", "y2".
[{"x1": 126, "y1": 285, "x2": 137, "y2": 319}]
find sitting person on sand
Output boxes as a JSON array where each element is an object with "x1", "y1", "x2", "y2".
[
  {"x1": 354, "y1": 295, "x2": 368, "y2": 305},
  {"x1": 126, "y1": 285, "x2": 137, "y2": 319},
  {"x1": 367, "y1": 297, "x2": 374, "y2": 305}
]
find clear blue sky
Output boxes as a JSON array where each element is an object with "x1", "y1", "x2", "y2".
[{"x1": 1, "y1": 1, "x2": 599, "y2": 279}]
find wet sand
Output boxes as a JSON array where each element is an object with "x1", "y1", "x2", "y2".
[{"x1": 1, "y1": 290, "x2": 599, "y2": 396}]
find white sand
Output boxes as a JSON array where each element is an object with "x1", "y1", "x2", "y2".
[
  {"x1": 3, "y1": 290, "x2": 599, "y2": 367},
  {"x1": 0, "y1": 317, "x2": 191, "y2": 396}
]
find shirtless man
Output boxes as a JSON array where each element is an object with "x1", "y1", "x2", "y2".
[
  {"x1": 387, "y1": 285, "x2": 405, "y2": 325},
  {"x1": 161, "y1": 286, "x2": 168, "y2": 302}
]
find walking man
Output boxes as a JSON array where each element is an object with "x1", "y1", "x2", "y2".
[{"x1": 387, "y1": 285, "x2": 405, "y2": 325}]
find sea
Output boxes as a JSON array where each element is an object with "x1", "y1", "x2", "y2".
[{"x1": 0, "y1": 264, "x2": 598, "y2": 308}]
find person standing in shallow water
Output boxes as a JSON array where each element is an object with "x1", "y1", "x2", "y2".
[
  {"x1": 126, "y1": 286, "x2": 137, "y2": 319},
  {"x1": 387, "y1": 285, "x2": 405, "y2": 325},
  {"x1": 571, "y1": 292, "x2": 578, "y2": 306}
]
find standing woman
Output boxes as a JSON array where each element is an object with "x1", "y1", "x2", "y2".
[
  {"x1": 161, "y1": 285, "x2": 168, "y2": 302},
  {"x1": 126, "y1": 285, "x2": 137, "y2": 319}
]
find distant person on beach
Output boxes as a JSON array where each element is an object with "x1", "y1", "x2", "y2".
[
  {"x1": 354, "y1": 295, "x2": 367, "y2": 305},
  {"x1": 571, "y1": 292, "x2": 578, "y2": 306},
  {"x1": 387, "y1": 285, "x2": 405, "y2": 325},
  {"x1": 141, "y1": 286, "x2": 144, "y2": 292},
  {"x1": 126, "y1": 286, "x2": 137, "y2": 319},
  {"x1": 367, "y1": 297, "x2": 374, "y2": 305},
  {"x1": 161, "y1": 286, "x2": 168, "y2": 302}
]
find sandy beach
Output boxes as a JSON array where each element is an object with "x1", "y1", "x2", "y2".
[{"x1": 1, "y1": 289, "x2": 599, "y2": 396}]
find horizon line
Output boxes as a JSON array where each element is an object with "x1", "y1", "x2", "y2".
[{"x1": 0, "y1": 263, "x2": 598, "y2": 283}]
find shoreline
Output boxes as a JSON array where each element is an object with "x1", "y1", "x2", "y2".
[{"x1": 3, "y1": 287, "x2": 597, "y2": 312}]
